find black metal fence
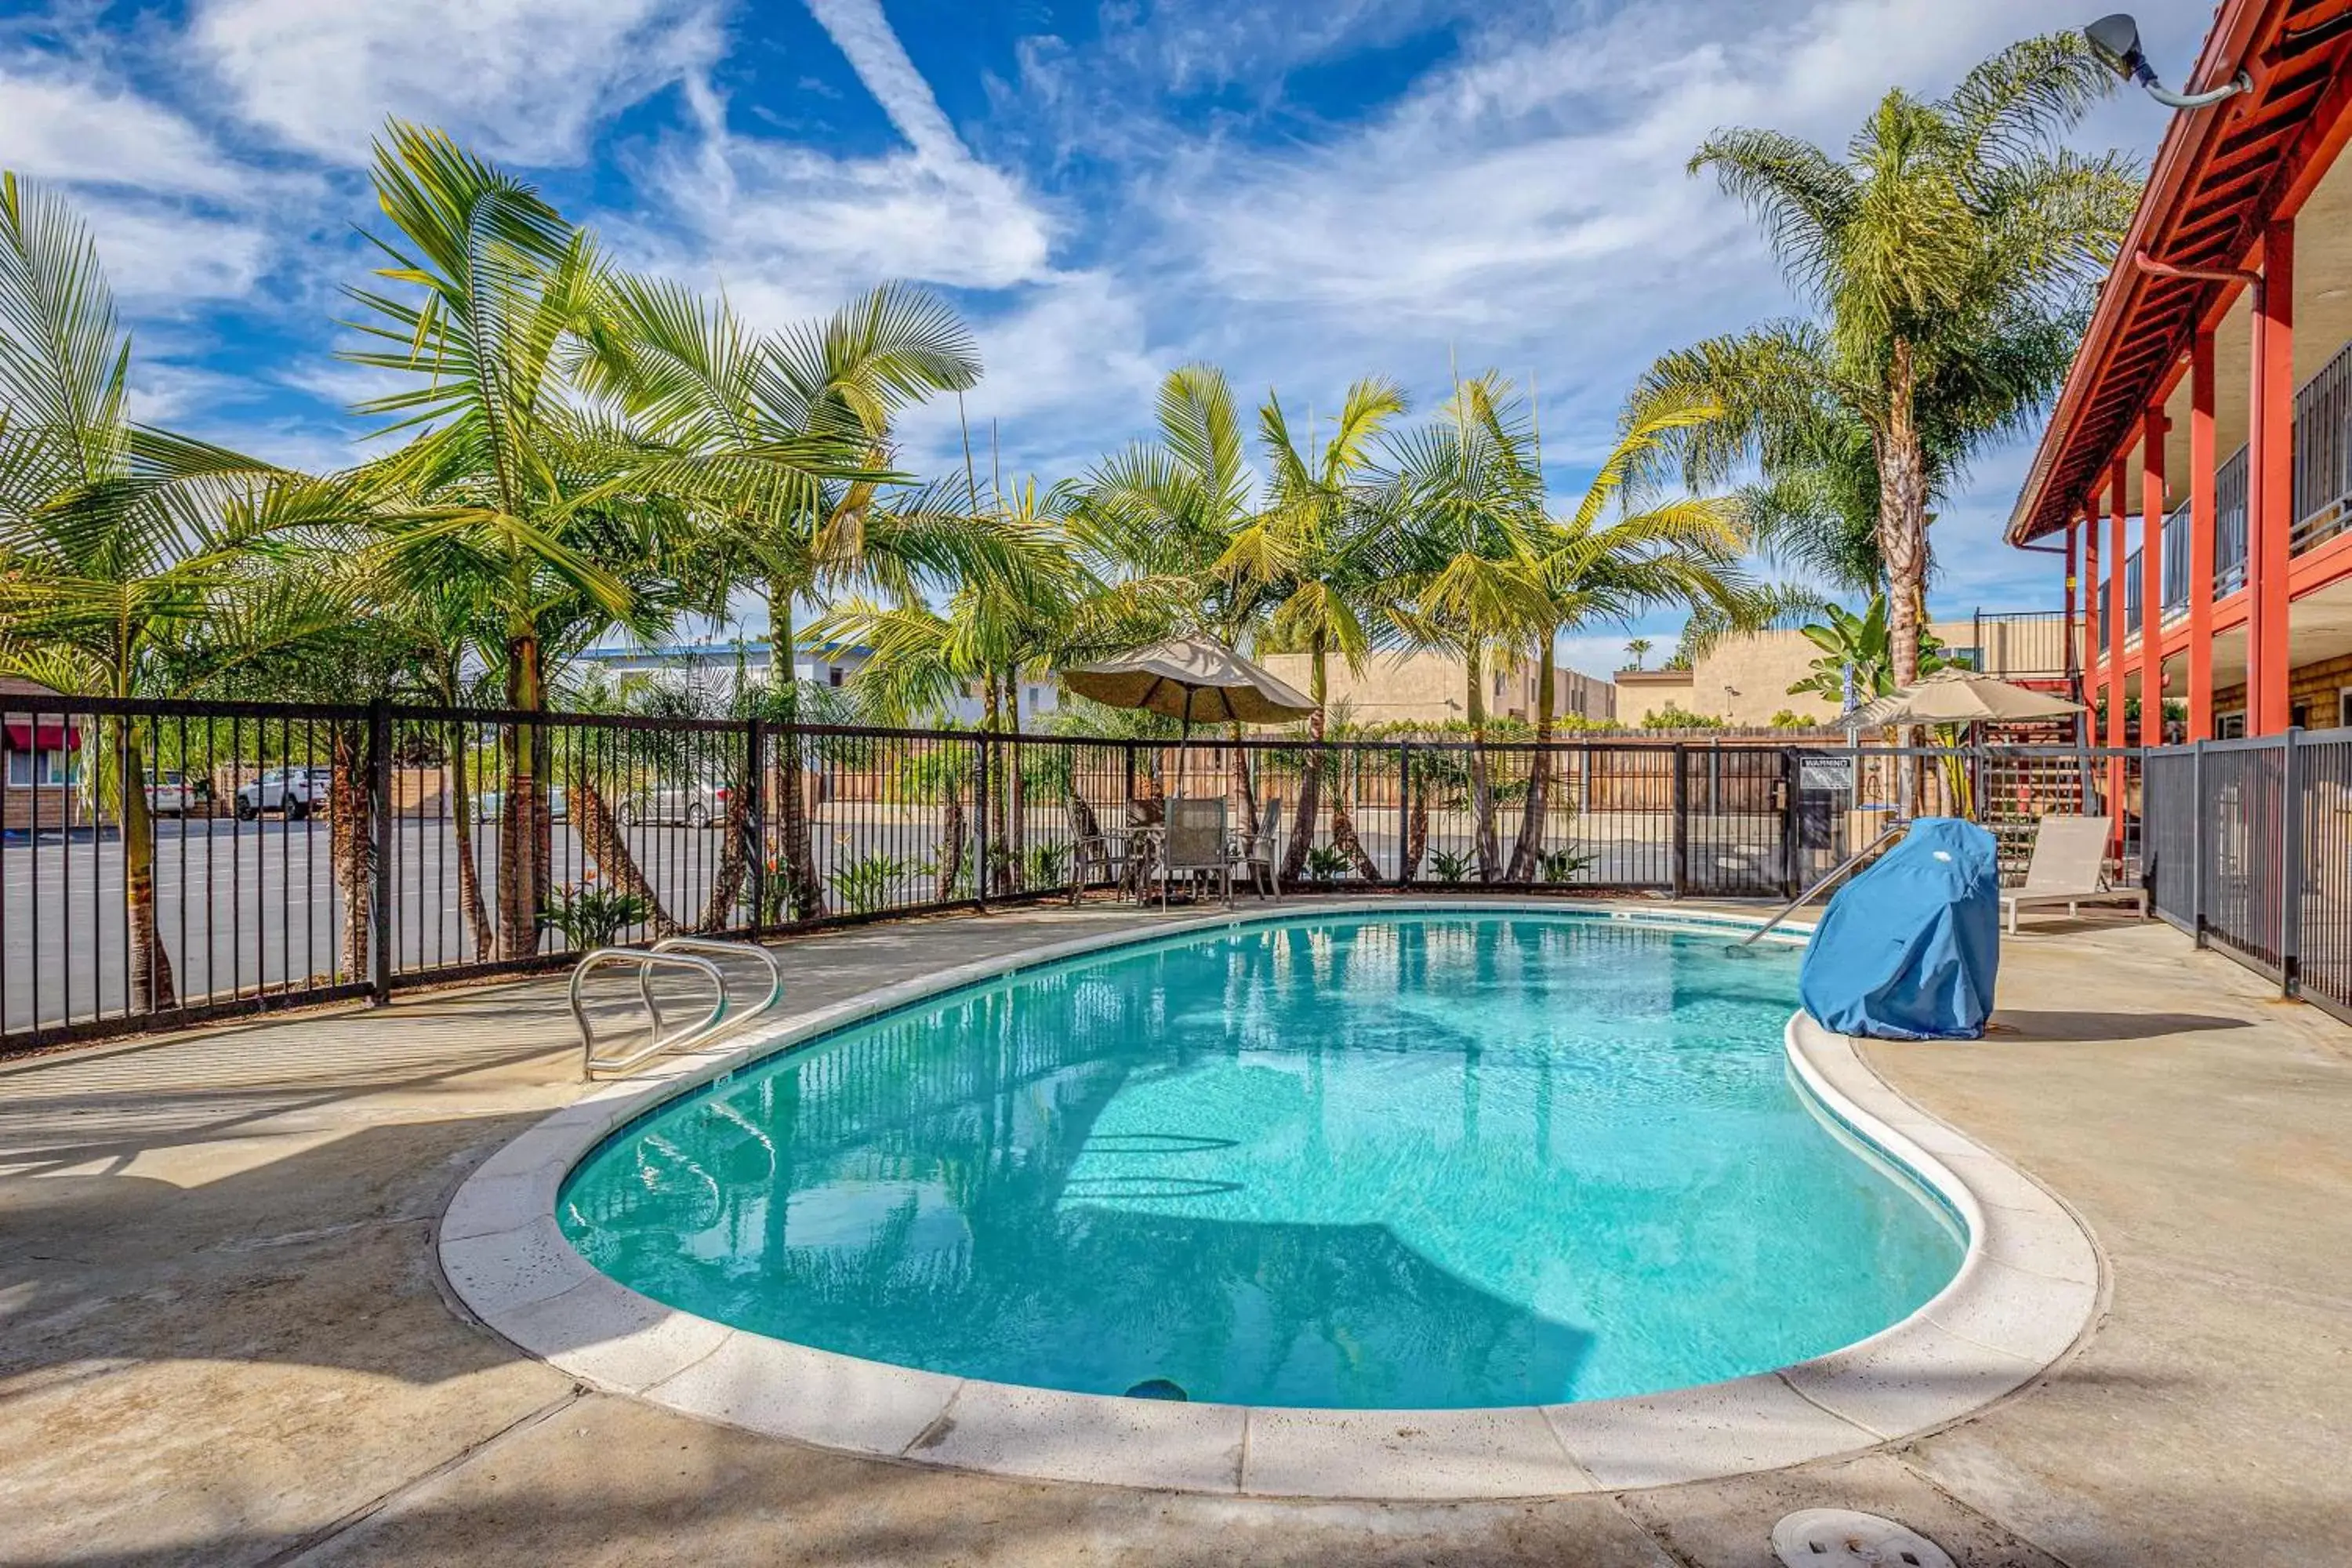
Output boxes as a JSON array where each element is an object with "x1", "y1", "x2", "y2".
[
  {"x1": 0, "y1": 693, "x2": 2153, "y2": 1051},
  {"x1": 2144, "y1": 729, "x2": 2352, "y2": 1022}
]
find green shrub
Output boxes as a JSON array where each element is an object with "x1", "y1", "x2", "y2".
[
  {"x1": 830, "y1": 853, "x2": 918, "y2": 915},
  {"x1": 539, "y1": 880, "x2": 648, "y2": 949}
]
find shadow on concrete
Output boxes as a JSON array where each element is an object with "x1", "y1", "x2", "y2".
[{"x1": 1989, "y1": 1009, "x2": 2253, "y2": 1042}]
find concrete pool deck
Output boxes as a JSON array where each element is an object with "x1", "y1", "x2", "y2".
[{"x1": 3, "y1": 899, "x2": 2349, "y2": 1565}]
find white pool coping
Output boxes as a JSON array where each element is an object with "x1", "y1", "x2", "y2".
[{"x1": 437, "y1": 898, "x2": 2105, "y2": 1500}]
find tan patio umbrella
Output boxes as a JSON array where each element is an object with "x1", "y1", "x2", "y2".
[
  {"x1": 1063, "y1": 635, "x2": 1316, "y2": 797},
  {"x1": 1848, "y1": 667, "x2": 2086, "y2": 728}
]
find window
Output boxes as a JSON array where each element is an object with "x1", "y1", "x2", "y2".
[
  {"x1": 827, "y1": 665, "x2": 845, "y2": 688},
  {"x1": 6, "y1": 748, "x2": 73, "y2": 787},
  {"x1": 2338, "y1": 688, "x2": 2352, "y2": 731},
  {"x1": 2217, "y1": 711, "x2": 2248, "y2": 739},
  {"x1": 2292, "y1": 702, "x2": 2312, "y2": 732}
]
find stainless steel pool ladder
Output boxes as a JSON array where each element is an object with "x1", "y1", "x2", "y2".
[
  {"x1": 1733, "y1": 819, "x2": 1911, "y2": 949},
  {"x1": 572, "y1": 936, "x2": 784, "y2": 1080}
]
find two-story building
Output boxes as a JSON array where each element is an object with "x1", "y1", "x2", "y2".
[{"x1": 2010, "y1": 0, "x2": 2352, "y2": 742}]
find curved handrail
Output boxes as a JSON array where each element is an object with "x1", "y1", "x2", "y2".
[
  {"x1": 1733, "y1": 819, "x2": 1909, "y2": 950},
  {"x1": 652, "y1": 935, "x2": 784, "y2": 1019},
  {"x1": 573, "y1": 949, "x2": 728, "y2": 1080}
]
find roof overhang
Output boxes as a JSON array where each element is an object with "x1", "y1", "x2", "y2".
[{"x1": 2007, "y1": 0, "x2": 2352, "y2": 545}]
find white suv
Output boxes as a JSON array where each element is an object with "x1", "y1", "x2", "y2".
[{"x1": 235, "y1": 766, "x2": 333, "y2": 821}]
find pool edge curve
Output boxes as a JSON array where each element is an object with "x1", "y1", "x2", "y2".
[{"x1": 436, "y1": 898, "x2": 2104, "y2": 1501}]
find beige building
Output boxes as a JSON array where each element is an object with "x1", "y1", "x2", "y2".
[
  {"x1": 1614, "y1": 619, "x2": 2008, "y2": 728},
  {"x1": 1257, "y1": 649, "x2": 1616, "y2": 728}
]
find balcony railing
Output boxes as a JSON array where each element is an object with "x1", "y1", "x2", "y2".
[{"x1": 1965, "y1": 610, "x2": 2073, "y2": 680}]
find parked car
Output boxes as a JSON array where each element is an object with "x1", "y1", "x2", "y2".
[
  {"x1": 472, "y1": 785, "x2": 570, "y2": 822},
  {"x1": 143, "y1": 771, "x2": 208, "y2": 818},
  {"x1": 616, "y1": 779, "x2": 731, "y2": 827},
  {"x1": 235, "y1": 767, "x2": 333, "y2": 820}
]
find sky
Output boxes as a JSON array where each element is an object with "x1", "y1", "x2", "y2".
[{"x1": 0, "y1": 0, "x2": 2212, "y2": 680}]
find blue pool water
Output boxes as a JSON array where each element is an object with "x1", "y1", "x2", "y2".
[{"x1": 560, "y1": 913, "x2": 1964, "y2": 1409}]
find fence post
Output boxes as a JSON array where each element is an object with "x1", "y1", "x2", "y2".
[
  {"x1": 368, "y1": 698, "x2": 394, "y2": 1007},
  {"x1": 2281, "y1": 727, "x2": 2303, "y2": 996},
  {"x1": 1670, "y1": 742, "x2": 1689, "y2": 898},
  {"x1": 1778, "y1": 748, "x2": 1799, "y2": 900},
  {"x1": 745, "y1": 718, "x2": 767, "y2": 937},
  {"x1": 2190, "y1": 739, "x2": 2208, "y2": 946},
  {"x1": 1395, "y1": 739, "x2": 1413, "y2": 887},
  {"x1": 974, "y1": 731, "x2": 991, "y2": 911}
]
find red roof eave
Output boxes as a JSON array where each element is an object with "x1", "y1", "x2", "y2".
[{"x1": 2006, "y1": 0, "x2": 2352, "y2": 545}]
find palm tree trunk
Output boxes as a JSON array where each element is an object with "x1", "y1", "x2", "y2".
[
  {"x1": 117, "y1": 719, "x2": 177, "y2": 1010},
  {"x1": 1004, "y1": 672, "x2": 1027, "y2": 893},
  {"x1": 571, "y1": 771, "x2": 679, "y2": 938},
  {"x1": 1402, "y1": 750, "x2": 1428, "y2": 882},
  {"x1": 446, "y1": 731, "x2": 492, "y2": 963},
  {"x1": 1329, "y1": 744, "x2": 1381, "y2": 881},
  {"x1": 1878, "y1": 338, "x2": 1929, "y2": 798},
  {"x1": 1507, "y1": 641, "x2": 1557, "y2": 881},
  {"x1": 496, "y1": 632, "x2": 546, "y2": 960},
  {"x1": 768, "y1": 589, "x2": 824, "y2": 920},
  {"x1": 1230, "y1": 719, "x2": 1259, "y2": 854},
  {"x1": 329, "y1": 721, "x2": 373, "y2": 982},
  {"x1": 695, "y1": 769, "x2": 753, "y2": 932},
  {"x1": 1468, "y1": 648, "x2": 1498, "y2": 881},
  {"x1": 1878, "y1": 340, "x2": 1930, "y2": 691},
  {"x1": 1282, "y1": 644, "x2": 1325, "y2": 885},
  {"x1": 935, "y1": 764, "x2": 966, "y2": 901}
]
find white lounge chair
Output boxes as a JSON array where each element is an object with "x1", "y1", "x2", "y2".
[{"x1": 2001, "y1": 815, "x2": 2148, "y2": 933}]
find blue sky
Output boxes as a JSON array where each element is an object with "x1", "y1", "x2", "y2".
[{"x1": 0, "y1": 0, "x2": 2207, "y2": 677}]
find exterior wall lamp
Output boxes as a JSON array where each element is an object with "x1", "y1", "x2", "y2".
[{"x1": 2085, "y1": 14, "x2": 2251, "y2": 109}]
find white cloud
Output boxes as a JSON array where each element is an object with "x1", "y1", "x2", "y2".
[
  {"x1": 616, "y1": 0, "x2": 1059, "y2": 340},
  {"x1": 0, "y1": 62, "x2": 244, "y2": 196},
  {"x1": 80, "y1": 199, "x2": 270, "y2": 303},
  {"x1": 190, "y1": 0, "x2": 724, "y2": 165}
]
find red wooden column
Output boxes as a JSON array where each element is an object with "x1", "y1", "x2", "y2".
[
  {"x1": 2141, "y1": 408, "x2": 2168, "y2": 745},
  {"x1": 2084, "y1": 490, "x2": 2103, "y2": 719},
  {"x1": 2063, "y1": 519, "x2": 2079, "y2": 696},
  {"x1": 2251, "y1": 217, "x2": 2296, "y2": 735},
  {"x1": 2108, "y1": 457, "x2": 2130, "y2": 752},
  {"x1": 2188, "y1": 327, "x2": 2218, "y2": 741}
]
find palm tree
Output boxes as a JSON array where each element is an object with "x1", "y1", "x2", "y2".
[
  {"x1": 1636, "y1": 33, "x2": 2137, "y2": 688},
  {"x1": 1623, "y1": 637, "x2": 1653, "y2": 670},
  {"x1": 0, "y1": 172, "x2": 354, "y2": 1009},
  {"x1": 582, "y1": 275, "x2": 983, "y2": 920},
  {"x1": 1073, "y1": 364, "x2": 1281, "y2": 826},
  {"x1": 808, "y1": 478, "x2": 1087, "y2": 895},
  {"x1": 1505, "y1": 398, "x2": 1759, "y2": 880},
  {"x1": 1376, "y1": 372, "x2": 1556, "y2": 880},
  {"x1": 343, "y1": 124, "x2": 716, "y2": 957},
  {"x1": 1215, "y1": 378, "x2": 1403, "y2": 883}
]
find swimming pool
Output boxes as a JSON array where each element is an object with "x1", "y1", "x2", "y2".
[{"x1": 557, "y1": 911, "x2": 1965, "y2": 1410}]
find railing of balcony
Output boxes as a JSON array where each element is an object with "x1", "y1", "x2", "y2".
[
  {"x1": 2218, "y1": 445, "x2": 2249, "y2": 597},
  {"x1": 2294, "y1": 337, "x2": 2352, "y2": 550},
  {"x1": 1966, "y1": 610, "x2": 2073, "y2": 681},
  {"x1": 2161, "y1": 499, "x2": 2191, "y2": 621},
  {"x1": 2092, "y1": 340, "x2": 2352, "y2": 647}
]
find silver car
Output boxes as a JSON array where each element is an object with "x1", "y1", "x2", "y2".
[
  {"x1": 617, "y1": 779, "x2": 732, "y2": 828},
  {"x1": 235, "y1": 766, "x2": 333, "y2": 820}
]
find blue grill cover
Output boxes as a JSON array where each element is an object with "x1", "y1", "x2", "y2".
[{"x1": 1798, "y1": 818, "x2": 2001, "y2": 1040}]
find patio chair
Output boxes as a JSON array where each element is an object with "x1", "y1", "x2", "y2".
[
  {"x1": 1232, "y1": 797, "x2": 1282, "y2": 901},
  {"x1": 2001, "y1": 814, "x2": 2148, "y2": 934},
  {"x1": 1157, "y1": 797, "x2": 1231, "y2": 908},
  {"x1": 1067, "y1": 797, "x2": 1138, "y2": 906}
]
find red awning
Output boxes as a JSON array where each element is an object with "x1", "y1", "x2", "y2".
[{"x1": 2, "y1": 721, "x2": 80, "y2": 751}]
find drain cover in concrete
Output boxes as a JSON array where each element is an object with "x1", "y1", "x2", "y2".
[{"x1": 1772, "y1": 1509, "x2": 1955, "y2": 1568}]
